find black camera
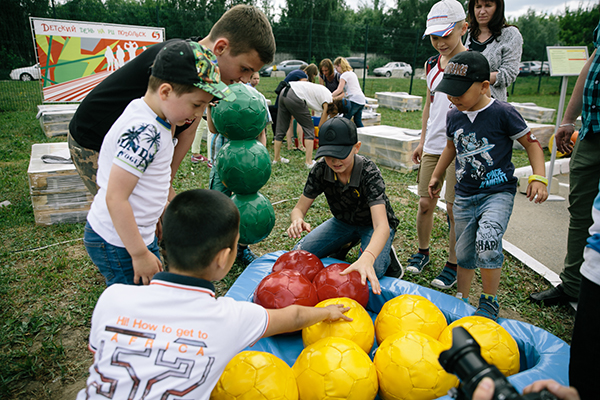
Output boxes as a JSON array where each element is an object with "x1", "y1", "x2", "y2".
[{"x1": 438, "y1": 326, "x2": 557, "y2": 400}]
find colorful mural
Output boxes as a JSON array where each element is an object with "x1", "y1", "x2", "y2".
[{"x1": 30, "y1": 18, "x2": 164, "y2": 102}]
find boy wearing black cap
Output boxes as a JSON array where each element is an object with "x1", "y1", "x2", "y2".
[
  {"x1": 287, "y1": 116, "x2": 403, "y2": 295},
  {"x1": 85, "y1": 40, "x2": 235, "y2": 287},
  {"x1": 428, "y1": 50, "x2": 548, "y2": 320}
]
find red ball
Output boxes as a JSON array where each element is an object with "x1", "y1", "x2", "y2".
[
  {"x1": 312, "y1": 263, "x2": 370, "y2": 307},
  {"x1": 253, "y1": 269, "x2": 319, "y2": 309},
  {"x1": 272, "y1": 250, "x2": 325, "y2": 282}
]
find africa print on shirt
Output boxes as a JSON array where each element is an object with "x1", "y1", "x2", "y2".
[{"x1": 117, "y1": 124, "x2": 161, "y2": 173}]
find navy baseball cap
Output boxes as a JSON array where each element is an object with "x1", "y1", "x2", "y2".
[
  {"x1": 435, "y1": 51, "x2": 491, "y2": 97},
  {"x1": 314, "y1": 116, "x2": 358, "y2": 159}
]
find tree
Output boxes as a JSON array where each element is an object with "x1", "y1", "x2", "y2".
[
  {"x1": 558, "y1": 4, "x2": 599, "y2": 54},
  {"x1": 513, "y1": 10, "x2": 559, "y2": 62}
]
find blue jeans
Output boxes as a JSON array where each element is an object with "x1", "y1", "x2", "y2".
[
  {"x1": 84, "y1": 222, "x2": 161, "y2": 286},
  {"x1": 292, "y1": 217, "x2": 395, "y2": 277},
  {"x1": 453, "y1": 192, "x2": 514, "y2": 270},
  {"x1": 344, "y1": 101, "x2": 365, "y2": 128}
]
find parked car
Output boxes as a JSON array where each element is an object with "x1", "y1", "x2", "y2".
[
  {"x1": 373, "y1": 62, "x2": 413, "y2": 78},
  {"x1": 526, "y1": 60, "x2": 549, "y2": 75},
  {"x1": 260, "y1": 59, "x2": 307, "y2": 77},
  {"x1": 345, "y1": 57, "x2": 369, "y2": 71},
  {"x1": 10, "y1": 63, "x2": 41, "y2": 81},
  {"x1": 518, "y1": 62, "x2": 532, "y2": 76}
]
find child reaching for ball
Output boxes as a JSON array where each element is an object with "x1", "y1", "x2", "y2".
[
  {"x1": 78, "y1": 189, "x2": 352, "y2": 400},
  {"x1": 287, "y1": 116, "x2": 403, "y2": 295}
]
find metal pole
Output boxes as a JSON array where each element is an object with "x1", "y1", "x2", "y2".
[
  {"x1": 308, "y1": 18, "x2": 313, "y2": 65},
  {"x1": 410, "y1": 31, "x2": 419, "y2": 95},
  {"x1": 362, "y1": 24, "x2": 369, "y2": 92},
  {"x1": 546, "y1": 75, "x2": 569, "y2": 200}
]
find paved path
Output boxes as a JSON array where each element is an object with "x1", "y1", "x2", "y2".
[{"x1": 409, "y1": 159, "x2": 572, "y2": 287}]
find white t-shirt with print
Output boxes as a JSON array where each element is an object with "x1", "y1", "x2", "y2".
[
  {"x1": 77, "y1": 273, "x2": 269, "y2": 400},
  {"x1": 87, "y1": 98, "x2": 175, "y2": 247}
]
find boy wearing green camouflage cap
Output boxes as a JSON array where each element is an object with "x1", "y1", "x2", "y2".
[{"x1": 85, "y1": 39, "x2": 235, "y2": 287}]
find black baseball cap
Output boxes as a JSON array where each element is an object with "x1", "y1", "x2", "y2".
[
  {"x1": 435, "y1": 51, "x2": 490, "y2": 97},
  {"x1": 314, "y1": 116, "x2": 358, "y2": 159},
  {"x1": 151, "y1": 39, "x2": 235, "y2": 102}
]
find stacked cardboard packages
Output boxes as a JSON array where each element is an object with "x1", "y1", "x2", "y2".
[
  {"x1": 357, "y1": 125, "x2": 421, "y2": 172},
  {"x1": 375, "y1": 92, "x2": 422, "y2": 112},
  {"x1": 36, "y1": 104, "x2": 78, "y2": 138},
  {"x1": 28, "y1": 142, "x2": 92, "y2": 225}
]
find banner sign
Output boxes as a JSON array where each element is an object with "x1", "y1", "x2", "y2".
[{"x1": 30, "y1": 17, "x2": 164, "y2": 102}]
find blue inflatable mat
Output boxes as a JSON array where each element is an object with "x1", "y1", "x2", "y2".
[{"x1": 226, "y1": 251, "x2": 570, "y2": 398}]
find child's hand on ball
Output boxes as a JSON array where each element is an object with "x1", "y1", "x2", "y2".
[{"x1": 324, "y1": 304, "x2": 353, "y2": 322}]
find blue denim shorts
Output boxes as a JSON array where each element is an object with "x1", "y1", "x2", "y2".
[
  {"x1": 84, "y1": 221, "x2": 161, "y2": 286},
  {"x1": 293, "y1": 217, "x2": 395, "y2": 278},
  {"x1": 453, "y1": 191, "x2": 515, "y2": 270}
]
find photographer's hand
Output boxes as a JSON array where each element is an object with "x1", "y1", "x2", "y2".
[
  {"x1": 472, "y1": 377, "x2": 494, "y2": 400},
  {"x1": 523, "y1": 379, "x2": 580, "y2": 400},
  {"x1": 473, "y1": 378, "x2": 580, "y2": 400}
]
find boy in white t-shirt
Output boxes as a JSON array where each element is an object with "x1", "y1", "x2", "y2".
[
  {"x1": 406, "y1": 0, "x2": 468, "y2": 291},
  {"x1": 78, "y1": 189, "x2": 351, "y2": 400},
  {"x1": 85, "y1": 40, "x2": 235, "y2": 287}
]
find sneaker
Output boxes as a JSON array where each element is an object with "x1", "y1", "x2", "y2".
[
  {"x1": 191, "y1": 154, "x2": 208, "y2": 163},
  {"x1": 431, "y1": 266, "x2": 457, "y2": 289},
  {"x1": 406, "y1": 253, "x2": 430, "y2": 274},
  {"x1": 305, "y1": 160, "x2": 316, "y2": 169},
  {"x1": 272, "y1": 157, "x2": 290, "y2": 165},
  {"x1": 384, "y1": 247, "x2": 404, "y2": 279},
  {"x1": 237, "y1": 247, "x2": 259, "y2": 266},
  {"x1": 456, "y1": 292, "x2": 469, "y2": 305},
  {"x1": 474, "y1": 294, "x2": 500, "y2": 321}
]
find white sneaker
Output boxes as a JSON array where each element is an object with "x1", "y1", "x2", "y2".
[
  {"x1": 272, "y1": 157, "x2": 290, "y2": 165},
  {"x1": 305, "y1": 160, "x2": 316, "y2": 169}
]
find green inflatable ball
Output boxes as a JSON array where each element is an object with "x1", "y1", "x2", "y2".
[
  {"x1": 232, "y1": 192, "x2": 275, "y2": 245},
  {"x1": 211, "y1": 83, "x2": 268, "y2": 140},
  {"x1": 215, "y1": 140, "x2": 271, "y2": 195}
]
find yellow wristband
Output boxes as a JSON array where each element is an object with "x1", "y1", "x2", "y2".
[{"x1": 528, "y1": 174, "x2": 548, "y2": 186}]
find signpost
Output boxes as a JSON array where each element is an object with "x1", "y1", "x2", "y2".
[{"x1": 545, "y1": 46, "x2": 589, "y2": 200}]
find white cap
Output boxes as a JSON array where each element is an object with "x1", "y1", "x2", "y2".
[{"x1": 423, "y1": 0, "x2": 466, "y2": 38}]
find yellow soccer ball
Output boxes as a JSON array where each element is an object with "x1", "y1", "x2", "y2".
[
  {"x1": 375, "y1": 294, "x2": 448, "y2": 344},
  {"x1": 374, "y1": 330, "x2": 459, "y2": 400},
  {"x1": 438, "y1": 316, "x2": 520, "y2": 376},
  {"x1": 211, "y1": 351, "x2": 298, "y2": 400},
  {"x1": 292, "y1": 337, "x2": 378, "y2": 400},
  {"x1": 302, "y1": 297, "x2": 375, "y2": 353}
]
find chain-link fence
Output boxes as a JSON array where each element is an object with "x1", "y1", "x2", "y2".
[{"x1": 0, "y1": 10, "x2": 567, "y2": 113}]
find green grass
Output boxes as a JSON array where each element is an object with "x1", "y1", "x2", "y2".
[{"x1": 0, "y1": 76, "x2": 576, "y2": 398}]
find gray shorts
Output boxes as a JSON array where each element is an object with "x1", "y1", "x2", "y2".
[{"x1": 274, "y1": 89, "x2": 315, "y2": 142}]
